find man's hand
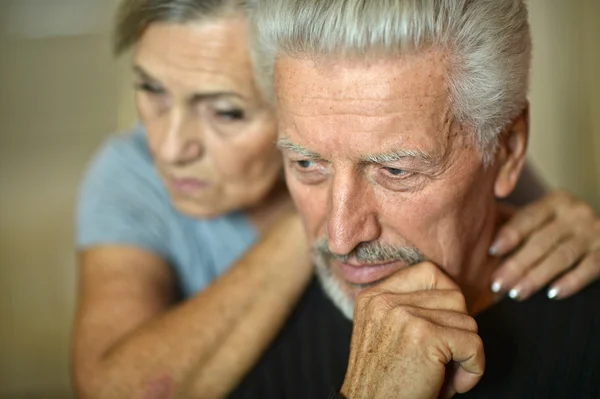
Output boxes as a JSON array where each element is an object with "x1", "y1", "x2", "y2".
[
  {"x1": 491, "y1": 190, "x2": 600, "y2": 300},
  {"x1": 340, "y1": 262, "x2": 485, "y2": 399}
]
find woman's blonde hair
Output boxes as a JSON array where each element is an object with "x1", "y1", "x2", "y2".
[{"x1": 114, "y1": 0, "x2": 250, "y2": 55}]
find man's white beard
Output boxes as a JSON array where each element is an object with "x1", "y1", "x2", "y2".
[{"x1": 314, "y1": 257, "x2": 355, "y2": 321}]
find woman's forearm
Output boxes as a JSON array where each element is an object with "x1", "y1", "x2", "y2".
[{"x1": 80, "y1": 212, "x2": 312, "y2": 399}]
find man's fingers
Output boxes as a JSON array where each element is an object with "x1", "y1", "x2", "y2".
[
  {"x1": 404, "y1": 307, "x2": 478, "y2": 333},
  {"x1": 490, "y1": 199, "x2": 555, "y2": 256},
  {"x1": 366, "y1": 261, "x2": 459, "y2": 296},
  {"x1": 448, "y1": 332, "x2": 485, "y2": 394},
  {"x1": 395, "y1": 290, "x2": 468, "y2": 314},
  {"x1": 355, "y1": 292, "x2": 471, "y2": 333},
  {"x1": 547, "y1": 250, "x2": 600, "y2": 299},
  {"x1": 429, "y1": 326, "x2": 485, "y2": 395},
  {"x1": 492, "y1": 221, "x2": 573, "y2": 293}
]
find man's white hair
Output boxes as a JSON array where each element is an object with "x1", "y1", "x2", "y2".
[{"x1": 250, "y1": 0, "x2": 531, "y2": 165}]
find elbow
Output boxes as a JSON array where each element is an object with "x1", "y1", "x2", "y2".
[
  {"x1": 72, "y1": 360, "x2": 109, "y2": 399},
  {"x1": 73, "y1": 360, "x2": 180, "y2": 399}
]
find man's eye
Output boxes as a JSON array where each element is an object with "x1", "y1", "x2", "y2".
[
  {"x1": 297, "y1": 159, "x2": 316, "y2": 169},
  {"x1": 384, "y1": 167, "x2": 407, "y2": 176},
  {"x1": 288, "y1": 158, "x2": 327, "y2": 185},
  {"x1": 215, "y1": 109, "x2": 245, "y2": 121}
]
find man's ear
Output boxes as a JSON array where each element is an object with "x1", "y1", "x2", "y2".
[{"x1": 494, "y1": 104, "x2": 529, "y2": 199}]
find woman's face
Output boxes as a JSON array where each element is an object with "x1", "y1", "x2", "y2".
[{"x1": 133, "y1": 17, "x2": 281, "y2": 218}]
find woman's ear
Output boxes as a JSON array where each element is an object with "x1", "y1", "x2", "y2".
[{"x1": 494, "y1": 104, "x2": 529, "y2": 199}]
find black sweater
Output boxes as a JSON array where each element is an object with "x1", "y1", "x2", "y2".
[{"x1": 228, "y1": 277, "x2": 600, "y2": 399}]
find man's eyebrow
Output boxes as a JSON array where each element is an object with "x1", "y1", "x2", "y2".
[
  {"x1": 132, "y1": 64, "x2": 246, "y2": 101},
  {"x1": 276, "y1": 138, "x2": 321, "y2": 159},
  {"x1": 362, "y1": 148, "x2": 435, "y2": 165}
]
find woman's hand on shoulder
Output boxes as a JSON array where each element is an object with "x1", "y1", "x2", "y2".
[{"x1": 490, "y1": 190, "x2": 600, "y2": 300}]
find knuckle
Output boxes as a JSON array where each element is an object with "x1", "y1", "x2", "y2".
[
  {"x1": 558, "y1": 243, "x2": 580, "y2": 265},
  {"x1": 499, "y1": 225, "x2": 521, "y2": 244},
  {"x1": 389, "y1": 304, "x2": 413, "y2": 321},
  {"x1": 573, "y1": 203, "x2": 596, "y2": 219},
  {"x1": 420, "y1": 261, "x2": 443, "y2": 286},
  {"x1": 527, "y1": 235, "x2": 550, "y2": 252},
  {"x1": 471, "y1": 333, "x2": 485, "y2": 355},
  {"x1": 419, "y1": 261, "x2": 439, "y2": 275},
  {"x1": 354, "y1": 290, "x2": 370, "y2": 309},
  {"x1": 463, "y1": 315, "x2": 479, "y2": 334},
  {"x1": 588, "y1": 250, "x2": 600, "y2": 266},
  {"x1": 553, "y1": 189, "x2": 572, "y2": 204},
  {"x1": 364, "y1": 293, "x2": 394, "y2": 319},
  {"x1": 355, "y1": 288, "x2": 374, "y2": 304},
  {"x1": 355, "y1": 291, "x2": 377, "y2": 316},
  {"x1": 403, "y1": 314, "x2": 433, "y2": 342},
  {"x1": 447, "y1": 290, "x2": 468, "y2": 312},
  {"x1": 418, "y1": 261, "x2": 458, "y2": 290},
  {"x1": 503, "y1": 258, "x2": 523, "y2": 274},
  {"x1": 519, "y1": 211, "x2": 536, "y2": 226}
]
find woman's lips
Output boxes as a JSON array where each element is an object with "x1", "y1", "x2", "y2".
[
  {"x1": 170, "y1": 177, "x2": 211, "y2": 194},
  {"x1": 338, "y1": 261, "x2": 404, "y2": 285}
]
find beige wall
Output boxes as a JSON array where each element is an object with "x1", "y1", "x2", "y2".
[
  {"x1": 0, "y1": 1, "x2": 120, "y2": 397},
  {"x1": 0, "y1": 1, "x2": 598, "y2": 398},
  {"x1": 528, "y1": 0, "x2": 600, "y2": 210}
]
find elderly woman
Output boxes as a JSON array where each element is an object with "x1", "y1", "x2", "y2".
[{"x1": 72, "y1": 0, "x2": 600, "y2": 398}]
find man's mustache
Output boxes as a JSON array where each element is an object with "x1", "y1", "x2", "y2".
[{"x1": 313, "y1": 238, "x2": 426, "y2": 265}]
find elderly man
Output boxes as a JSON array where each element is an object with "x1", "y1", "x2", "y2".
[{"x1": 227, "y1": 1, "x2": 600, "y2": 398}]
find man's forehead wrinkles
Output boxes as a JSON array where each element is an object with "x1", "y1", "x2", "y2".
[
  {"x1": 278, "y1": 94, "x2": 448, "y2": 117},
  {"x1": 279, "y1": 92, "x2": 445, "y2": 103},
  {"x1": 281, "y1": 107, "x2": 444, "y2": 119}
]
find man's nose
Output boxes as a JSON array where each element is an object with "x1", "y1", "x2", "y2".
[
  {"x1": 157, "y1": 110, "x2": 204, "y2": 165},
  {"x1": 326, "y1": 172, "x2": 381, "y2": 255}
]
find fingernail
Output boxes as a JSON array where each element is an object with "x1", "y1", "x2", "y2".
[
  {"x1": 508, "y1": 288, "x2": 520, "y2": 300},
  {"x1": 491, "y1": 280, "x2": 503, "y2": 293},
  {"x1": 489, "y1": 236, "x2": 506, "y2": 255},
  {"x1": 547, "y1": 287, "x2": 560, "y2": 299}
]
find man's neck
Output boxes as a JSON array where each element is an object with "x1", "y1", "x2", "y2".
[
  {"x1": 465, "y1": 258, "x2": 504, "y2": 316},
  {"x1": 460, "y1": 207, "x2": 507, "y2": 316}
]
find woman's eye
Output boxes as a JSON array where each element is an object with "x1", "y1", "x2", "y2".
[
  {"x1": 215, "y1": 109, "x2": 245, "y2": 121},
  {"x1": 384, "y1": 167, "x2": 407, "y2": 176},
  {"x1": 136, "y1": 82, "x2": 165, "y2": 95}
]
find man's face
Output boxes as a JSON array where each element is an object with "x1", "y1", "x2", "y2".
[{"x1": 275, "y1": 50, "x2": 502, "y2": 316}]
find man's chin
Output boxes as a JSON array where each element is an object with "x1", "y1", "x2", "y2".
[{"x1": 315, "y1": 265, "x2": 358, "y2": 321}]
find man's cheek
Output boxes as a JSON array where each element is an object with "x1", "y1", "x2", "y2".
[{"x1": 290, "y1": 186, "x2": 327, "y2": 239}]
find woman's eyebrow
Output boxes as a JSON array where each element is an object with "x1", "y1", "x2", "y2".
[{"x1": 133, "y1": 64, "x2": 247, "y2": 101}]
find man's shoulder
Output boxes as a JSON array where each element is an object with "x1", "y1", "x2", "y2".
[
  {"x1": 528, "y1": 280, "x2": 600, "y2": 325},
  {"x1": 481, "y1": 280, "x2": 600, "y2": 325},
  {"x1": 469, "y1": 282, "x2": 600, "y2": 398}
]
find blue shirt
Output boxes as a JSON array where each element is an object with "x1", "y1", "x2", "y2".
[{"x1": 76, "y1": 126, "x2": 258, "y2": 296}]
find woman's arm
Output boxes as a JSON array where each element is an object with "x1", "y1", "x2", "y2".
[
  {"x1": 73, "y1": 210, "x2": 312, "y2": 399},
  {"x1": 491, "y1": 190, "x2": 600, "y2": 300},
  {"x1": 491, "y1": 161, "x2": 600, "y2": 300}
]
